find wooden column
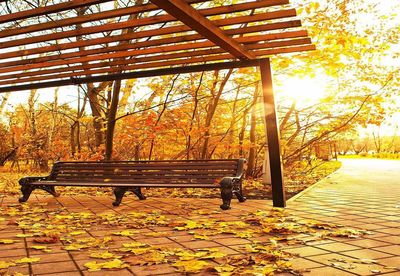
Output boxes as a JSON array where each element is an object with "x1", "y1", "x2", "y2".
[{"x1": 259, "y1": 58, "x2": 286, "y2": 207}]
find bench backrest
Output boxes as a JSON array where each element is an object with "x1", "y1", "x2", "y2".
[{"x1": 50, "y1": 159, "x2": 245, "y2": 186}]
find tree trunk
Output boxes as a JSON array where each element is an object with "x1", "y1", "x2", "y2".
[
  {"x1": 246, "y1": 83, "x2": 260, "y2": 177},
  {"x1": 201, "y1": 69, "x2": 233, "y2": 159},
  {"x1": 105, "y1": 80, "x2": 122, "y2": 160}
]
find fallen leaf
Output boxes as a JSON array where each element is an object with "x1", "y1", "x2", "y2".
[
  {"x1": 33, "y1": 236, "x2": 59, "y2": 244},
  {"x1": 15, "y1": 257, "x2": 40, "y2": 264},
  {"x1": 0, "y1": 239, "x2": 17, "y2": 244},
  {"x1": 0, "y1": 260, "x2": 15, "y2": 269},
  {"x1": 16, "y1": 233, "x2": 34, "y2": 238},
  {"x1": 112, "y1": 230, "x2": 138, "y2": 237},
  {"x1": 173, "y1": 259, "x2": 210, "y2": 273},
  {"x1": 90, "y1": 251, "x2": 121, "y2": 259}
]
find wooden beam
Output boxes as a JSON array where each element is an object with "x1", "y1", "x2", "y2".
[
  {"x1": 0, "y1": 0, "x2": 209, "y2": 40},
  {"x1": 0, "y1": 43, "x2": 315, "y2": 85},
  {"x1": 0, "y1": 0, "x2": 286, "y2": 39},
  {"x1": 0, "y1": 59, "x2": 264, "y2": 93},
  {"x1": 0, "y1": 16, "x2": 300, "y2": 61},
  {"x1": 0, "y1": 0, "x2": 112, "y2": 24},
  {"x1": 0, "y1": 5, "x2": 296, "y2": 50},
  {"x1": 259, "y1": 58, "x2": 286, "y2": 207},
  {"x1": 0, "y1": 22, "x2": 304, "y2": 68},
  {"x1": 0, "y1": 31, "x2": 309, "y2": 75},
  {"x1": 150, "y1": 0, "x2": 255, "y2": 59}
]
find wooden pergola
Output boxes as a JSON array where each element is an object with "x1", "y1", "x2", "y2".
[{"x1": 0, "y1": 0, "x2": 315, "y2": 207}]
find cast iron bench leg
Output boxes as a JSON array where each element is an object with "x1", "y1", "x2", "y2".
[
  {"x1": 132, "y1": 187, "x2": 146, "y2": 200},
  {"x1": 19, "y1": 184, "x2": 34, "y2": 203},
  {"x1": 113, "y1": 187, "x2": 127, "y2": 206},
  {"x1": 233, "y1": 179, "x2": 246, "y2": 203},
  {"x1": 220, "y1": 178, "x2": 233, "y2": 210}
]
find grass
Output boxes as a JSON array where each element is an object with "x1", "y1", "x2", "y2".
[{"x1": 339, "y1": 153, "x2": 400, "y2": 160}]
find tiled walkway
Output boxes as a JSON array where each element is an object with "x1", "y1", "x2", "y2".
[
  {"x1": 0, "y1": 158, "x2": 399, "y2": 275},
  {"x1": 286, "y1": 158, "x2": 400, "y2": 275}
]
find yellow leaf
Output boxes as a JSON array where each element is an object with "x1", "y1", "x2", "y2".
[
  {"x1": 15, "y1": 257, "x2": 41, "y2": 264},
  {"x1": 16, "y1": 234, "x2": 34, "y2": 238},
  {"x1": 0, "y1": 260, "x2": 15, "y2": 269},
  {"x1": 30, "y1": 245, "x2": 52, "y2": 253},
  {"x1": 69, "y1": 231, "x2": 86, "y2": 236},
  {"x1": 112, "y1": 230, "x2": 138, "y2": 236},
  {"x1": 90, "y1": 251, "x2": 121, "y2": 259},
  {"x1": 172, "y1": 259, "x2": 209, "y2": 273},
  {"x1": 84, "y1": 261, "x2": 103, "y2": 272},
  {"x1": 84, "y1": 259, "x2": 129, "y2": 271},
  {"x1": 64, "y1": 244, "x2": 88, "y2": 251},
  {"x1": 122, "y1": 242, "x2": 147, "y2": 248},
  {"x1": 0, "y1": 239, "x2": 17, "y2": 244},
  {"x1": 193, "y1": 234, "x2": 210, "y2": 240},
  {"x1": 102, "y1": 259, "x2": 128, "y2": 269}
]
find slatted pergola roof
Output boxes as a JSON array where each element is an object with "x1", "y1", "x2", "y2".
[{"x1": 0, "y1": 0, "x2": 315, "y2": 93}]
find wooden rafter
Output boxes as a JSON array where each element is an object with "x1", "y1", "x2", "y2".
[
  {"x1": 150, "y1": 0, "x2": 255, "y2": 59},
  {"x1": 0, "y1": 29, "x2": 307, "y2": 71},
  {"x1": 0, "y1": 2, "x2": 294, "y2": 50},
  {"x1": 0, "y1": 0, "x2": 287, "y2": 39},
  {"x1": 0, "y1": 0, "x2": 112, "y2": 24},
  {"x1": 0, "y1": 12, "x2": 299, "y2": 61},
  {"x1": 0, "y1": 0, "x2": 315, "y2": 92},
  {"x1": 0, "y1": 37, "x2": 313, "y2": 85}
]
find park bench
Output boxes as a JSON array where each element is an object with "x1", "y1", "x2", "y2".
[{"x1": 18, "y1": 158, "x2": 246, "y2": 210}]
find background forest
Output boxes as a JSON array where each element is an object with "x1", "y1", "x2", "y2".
[{"x1": 0, "y1": 0, "x2": 398, "y2": 198}]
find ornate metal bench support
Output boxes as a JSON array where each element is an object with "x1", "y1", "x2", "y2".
[
  {"x1": 113, "y1": 187, "x2": 127, "y2": 206},
  {"x1": 232, "y1": 178, "x2": 246, "y2": 203},
  {"x1": 132, "y1": 187, "x2": 146, "y2": 200},
  {"x1": 19, "y1": 177, "x2": 59, "y2": 203},
  {"x1": 113, "y1": 187, "x2": 146, "y2": 206},
  {"x1": 220, "y1": 178, "x2": 233, "y2": 210}
]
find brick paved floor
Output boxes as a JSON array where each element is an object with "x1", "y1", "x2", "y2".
[{"x1": 0, "y1": 158, "x2": 399, "y2": 275}]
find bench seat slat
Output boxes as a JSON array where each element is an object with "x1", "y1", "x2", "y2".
[{"x1": 31, "y1": 181, "x2": 218, "y2": 188}]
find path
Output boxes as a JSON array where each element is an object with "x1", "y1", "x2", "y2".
[{"x1": 286, "y1": 158, "x2": 400, "y2": 275}]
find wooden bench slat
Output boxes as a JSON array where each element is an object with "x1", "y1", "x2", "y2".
[{"x1": 31, "y1": 181, "x2": 218, "y2": 188}]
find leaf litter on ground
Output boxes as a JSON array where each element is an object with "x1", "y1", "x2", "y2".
[{"x1": 0, "y1": 202, "x2": 381, "y2": 275}]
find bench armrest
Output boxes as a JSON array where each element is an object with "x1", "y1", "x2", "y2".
[
  {"x1": 234, "y1": 158, "x2": 246, "y2": 179},
  {"x1": 19, "y1": 175, "x2": 51, "y2": 185}
]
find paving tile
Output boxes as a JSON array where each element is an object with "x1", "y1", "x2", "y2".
[
  {"x1": 31, "y1": 260, "x2": 78, "y2": 274},
  {"x1": 314, "y1": 242, "x2": 361, "y2": 252},
  {"x1": 2, "y1": 265, "x2": 30, "y2": 275},
  {"x1": 180, "y1": 240, "x2": 221, "y2": 249},
  {"x1": 302, "y1": 266, "x2": 354, "y2": 275},
  {"x1": 129, "y1": 263, "x2": 178, "y2": 275},
  {"x1": 0, "y1": 248, "x2": 27, "y2": 258},
  {"x1": 289, "y1": 258, "x2": 323, "y2": 270},
  {"x1": 341, "y1": 248, "x2": 393, "y2": 259},
  {"x1": 345, "y1": 239, "x2": 391, "y2": 248},
  {"x1": 29, "y1": 252, "x2": 72, "y2": 263},
  {"x1": 39, "y1": 272, "x2": 82, "y2": 276},
  {"x1": 213, "y1": 237, "x2": 252, "y2": 246},
  {"x1": 283, "y1": 246, "x2": 331, "y2": 257},
  {"x1": 378, "y1": 256, "x2": 400, "y2": 269},
  {"x1": 373, "y1": 245, "x2": 400, "y2": 255},
  {"x1": 377, "y1": 236, "x2": 400, "y2": 245},
  {"x1": 374, "y1": 228, "x2": 400, "y2": 235},
  {"x1": 82, "y1": 268, "x2": 136, "y2": 275}
]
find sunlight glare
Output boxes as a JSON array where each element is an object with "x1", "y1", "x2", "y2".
[{"x1": 277, "y1": 77, "x2": 327, "y2": 105}]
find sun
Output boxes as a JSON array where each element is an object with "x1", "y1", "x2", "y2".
[{"x1": 276, "y1": 76, "x2": 327, "y2": 105}]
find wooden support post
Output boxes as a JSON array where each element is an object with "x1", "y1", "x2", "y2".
[{"x1": 259, "y1": 58, "x2": 286, "y2": 207}]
